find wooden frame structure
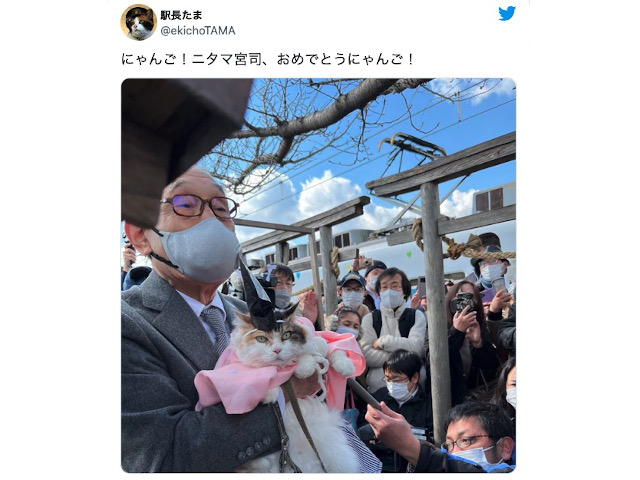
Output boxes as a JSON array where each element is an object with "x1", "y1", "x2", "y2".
[
  {"x1": 236, "y1": 196, "x2": 371, "y2": 329},
  {"x1": 365, "y1": 131, "x2": 516, "y2": 443}
]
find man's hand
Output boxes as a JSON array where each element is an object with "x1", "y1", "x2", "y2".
[
  {"x1": 352, "y1": 254, "x2": 366, "y2": 272},
  {"x1": 122, "y1": 243, "x2": 137, "y2": 273},
  {"x1": 283, "y1": 374, "x2": 320, "y2": 402},
  {"x1": 410, "y1": 292, "x2": 421, "y2": 309},
  {"x1": 373, "y1": 339, "x2": 382, "y2": 350},
  {"x1": 466, "y1": 320, "x2": 483, "y2": 348},
  {"x1": 365, "y1": 402, "x2": 421, "y2": 466},
  {"x1": 301, "y1": 290, "x2": 318, "y2": 323},
  {"x1": 452, "y1": 305, "x2": 477, "y2": 333},
  {"x1": 489, "y1": 289, "x2": 513, "y2": 314}
]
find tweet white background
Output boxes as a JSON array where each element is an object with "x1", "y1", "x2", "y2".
[{"x1": 1, "y1": 0, "x2": 638, "y2": 478}]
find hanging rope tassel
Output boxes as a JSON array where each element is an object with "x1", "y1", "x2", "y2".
[{"x1": 412, "y1": 218, "x2": 516, "y2": 260}]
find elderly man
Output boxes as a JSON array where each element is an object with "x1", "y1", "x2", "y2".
[
  {"x1": 122, "y1": 166, "x2": 382, "y2": 473},
  {"x1": 122, "y1": 166, "x2": 285, "y2": 472},
  {"x1": 366, "y1": 400, "x2": 515, "y2": 473}
]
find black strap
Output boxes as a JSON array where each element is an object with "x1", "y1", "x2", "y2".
[{"x1": 372, "y1": 308, "x2": 416, "y2": 338}]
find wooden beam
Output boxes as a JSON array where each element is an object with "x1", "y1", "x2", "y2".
[
  {"x1": 240, "y1": 196, "x2": 371, "y2": 254},
  {"x1": 234, "y1": 218, "x2": 313, "y2": 234},
  {"x1": 366, "y1": 132, "x2": 515, "y2": 197},
  {"x1": 307, "y1": 232, "x2": 325, "y2": 330},
  {"x1": 287, "y1": 246, "x2": 359, "y2": 273},
  {"x1": 437, "y1": 205, "x2": 516, "y2": 236}
]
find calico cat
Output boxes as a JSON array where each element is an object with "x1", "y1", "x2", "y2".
[
  {"x1": 125, "y1": 7, "x2": 154, "y2": 40},
  {"x1": 230, "y1": 304, "x2": 360, "y2": 473}
]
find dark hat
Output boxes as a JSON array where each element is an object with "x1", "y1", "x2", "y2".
[
  {"x1": 365, "y1": 260, "x2": 387, "y2": 278},
  {"x1": 471, "y1": 245, "x2": 511, "y2": 274},
  {"x1": 340, "y1": 272, "x2": 366, "y2": 288}
]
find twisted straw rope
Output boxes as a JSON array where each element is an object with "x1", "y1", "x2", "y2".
[{"x1": 412, "y1": 218, "x2": 516, "y2": 260}]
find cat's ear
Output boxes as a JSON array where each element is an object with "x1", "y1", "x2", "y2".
[
  {"x1": 146, "y1": 9, "x2": 153, "y2": 18},
  {"x1": 283, "y1": 301, "x2": 299, "y2": 319},
  {"x1": 235, "y1": 311, "x2": 254, "y2": 327}
]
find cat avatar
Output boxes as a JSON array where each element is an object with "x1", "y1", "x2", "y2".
[
  {"x1": 194, "y1": 262, "x2": 366, "y2": 472},
  {"x1": 125, "y1": 7, "x2": 154, "y2": 40}
]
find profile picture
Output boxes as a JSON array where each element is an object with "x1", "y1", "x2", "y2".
[{"x1": 121, "y1": 5, "x2": 156, "y2": 41}]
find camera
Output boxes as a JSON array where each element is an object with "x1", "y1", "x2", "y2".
[
  {"x1": 454, "y1": 292, "x2": 475, "y2": 312},
  {"x1": 361, "y1": 257, "x2": 374, "y2": 268},
  {"x1": 255, "y1": 272, "x2": 278, "y2": 289}
]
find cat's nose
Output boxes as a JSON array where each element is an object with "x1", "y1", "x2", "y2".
[{"x1": 273, "y1": 347, "x2": 282, "y2": 354}]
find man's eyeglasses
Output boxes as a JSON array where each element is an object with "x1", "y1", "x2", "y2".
[
  {"x1": 276, "y1": 280, "x2": 295, "y2": 289},
  {"x1": 441, "y1": 435, "x2": 491, "y2": 452},
  {"x1": 342, "y1": 287, "x2": 364, "y2": 293},
  {"x1": 161, "y1": 194, "x2": 239, "y2": 219}
]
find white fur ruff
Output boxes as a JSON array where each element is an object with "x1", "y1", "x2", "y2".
[{"x1": 236, "y1": 398, "x2": 360, "y2": 473}]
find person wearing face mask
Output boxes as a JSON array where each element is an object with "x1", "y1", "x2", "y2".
[
  {"x1": 364, "y1": 400, "x2": 514, "y2": 473},
  {"x1": 335, "y1": 272, "x2": 370, "y2": 320},
  {"x1": 361, "y1": 260, "x2": 387, "y2": 312},
  {"x1": 437, "y1": 280, "x2": 501, "y2": 406},
  {"x1": 470, "y1": 245, "x2": 511, "y2": 304},
  {"x1": 490, "y1": 357, "x2": 516, "y2": 436},
  {"x1": 359, "y1": 267, "x2": 427, "y2": 394},
  {"x1": 122, "y1": 167, "x2": 337, "y2": 472}
]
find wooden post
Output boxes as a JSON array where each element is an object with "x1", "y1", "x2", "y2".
[
  {"x1": 307, "y1": 232, "x2": 325, "y2": 330},
  {"x1": 275, "y1": 241, "x2": 289, "y2": 264},
  {"x1": 421, "y1": 181, "x2": 451, "y2": 444},
  {"x1": 320, "y1": 226, "x2": 338, "y2": 319}
]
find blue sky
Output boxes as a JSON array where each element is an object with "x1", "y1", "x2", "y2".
[{"x1": 223, "y1": 78, "x2": 516, "y2": 246}]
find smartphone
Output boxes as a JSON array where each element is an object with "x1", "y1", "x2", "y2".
[
  {"x1": 492, "y1": 277, "x2": 506, "y2": 293},
  {"x1": 347, "y1": 377, "x2": 381, "y2": 410},
  {"x1": 455, "y1": 292, "x2": 475, "y2": 312},
  {"x1": 417, "y1": 276, "x2": 426, "y2": 298}
]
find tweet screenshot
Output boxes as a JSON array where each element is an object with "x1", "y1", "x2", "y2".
[{"x1": 113, "y1": 0, "x2": 531, "y2": 477}]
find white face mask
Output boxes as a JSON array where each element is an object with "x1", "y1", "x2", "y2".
[
  {"x1": 381, "y1": 289, "x2": 405, "y2": 309},
  {"x1": 451, "y1": 441, "x2": 501, "y2": 469},
  {"x1": 480, "y1": 264, "x2": 504, "y2": 282},
  {"x1": 336, "y1": 326, "x2": 359, "y2": 337},
  {"x1": 386, "y1": 381, "x2": 413, "y2": 403},
  {"x1": 274, "y1": 289, "x2": 292, "y2": 309},
  {"x1": 151, "y1": 218, "x2": 241, "y2": 283},
  {"x1": 342, "y1": 291, "x2": 365, "y2": 309},
  {"x1": 368, "y1": 276, "x2": 378, "y2": 291},
  {"x1": 506, "y1": 387, "x2": 516, "y2": 409}
]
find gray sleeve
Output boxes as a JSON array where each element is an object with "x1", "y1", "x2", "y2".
[{"x1": 121, "y1": 309, "x2": 281, "y2": 472}]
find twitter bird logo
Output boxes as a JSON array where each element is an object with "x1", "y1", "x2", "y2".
[{"x1": 499, "y1": 6, "x2": 515, "y2": 21}]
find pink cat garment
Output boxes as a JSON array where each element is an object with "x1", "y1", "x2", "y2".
[{"x1": 194, "y1": 317, "x2": 365, "y2": 414}]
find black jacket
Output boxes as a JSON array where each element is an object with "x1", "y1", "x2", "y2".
[
  {"x1": 446, "y1": 325, "x2": 501, "y2": 406},
  {"x1": 370, "y1": 384, "x2": 433, "y2": 436},
  {"x1": 410, "y1": 445, "x2": 485, "y2": 473}
]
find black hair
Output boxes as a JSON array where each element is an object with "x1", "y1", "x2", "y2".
[
  {"x1": 490, "y1": 357, "x2": 516, "y2": 418},
  {"x1": 444, "y1": 280, "x2": 486, "y2": 328},
  {"x1": 444, "y1": 400, "x2": 514, "y2": 441},
  {"x1": 375, "y1": 267, "x2": 412, "y2": 299},
  {"x1": 272, "y1": 264, "x2": 294, "y2": 282},
  {"x1": 383, "y1": 349, "x2": 422, "y2": 380},
  {"x1": 336, "y1": 306, "x2": 362, "y2": 323}
]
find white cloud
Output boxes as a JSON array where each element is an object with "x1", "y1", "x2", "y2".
[
  {"x1": 232, "y1": 168, "x2": 299, "y2": 243},
  {"x1": 234, "y1": 168, "x2": 413, "y2": 244},
  {"x1": 428, "y1": 78, "x2": 515, "y2": 106},
  {"x1": 440, "y1": 189, "x2": 477, "y2": 218},
  {"x1": 298, "y1": 170, "x2": 362, "y2": 217}
]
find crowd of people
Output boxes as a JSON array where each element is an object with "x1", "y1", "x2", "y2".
[{"x1": 121, "y1": 166, "x2": 517, "y2": 473}]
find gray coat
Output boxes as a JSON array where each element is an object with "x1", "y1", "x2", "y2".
[{"x1": 121, "y1": 271, "x2": 281, "y2": 472}]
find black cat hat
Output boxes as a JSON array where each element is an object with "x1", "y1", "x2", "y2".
[{"x1": 239, "y1": 261, "x2": 298, "y2": 331}]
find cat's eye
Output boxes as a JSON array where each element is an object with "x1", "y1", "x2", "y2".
[
  {"x1": 281, "y1": 331, "x2": 292, "y2": 340},
  {"x1": 255, "y1": 336, "x2": 268, "y2": 343}
]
